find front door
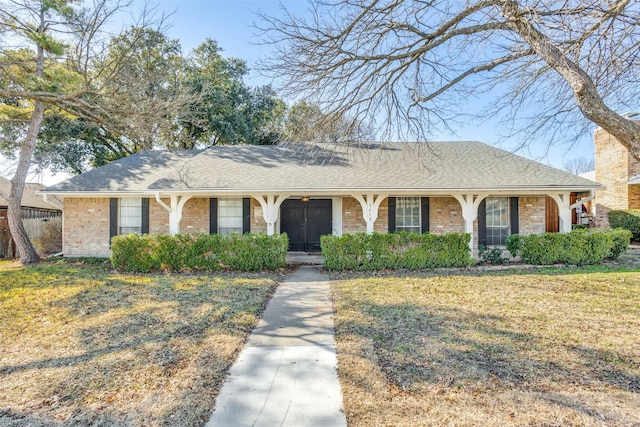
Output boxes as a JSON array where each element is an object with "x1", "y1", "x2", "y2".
[{"x1": 280, "y1": 199, "x2": 332, "y2": 252}]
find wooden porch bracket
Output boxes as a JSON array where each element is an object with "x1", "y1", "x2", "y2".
[
  {"x1": 453, "y1": 193, "x2": 488, "y2": 253},
  {"x1": 252, "y1": 194, "x2": 290, "y2": 235},
  {"x1": 155, "y1": 193, "x2": 192, "y2": 235},
  {"x1": 352, "y1": 194, "x2": 388, "y2": 234}
]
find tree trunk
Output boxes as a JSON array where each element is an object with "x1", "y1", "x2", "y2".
[
  {"x1": 8, "y1": 3, "x2": 47, "y2": 265},
  {"x1": 8, "y1": 101, "x2": 45, "y2": 264},
  {"x1": 7, "y1": 101, "x2": 44, "y2": 264},
  {"x1": 500, "y1": 0, "x2": 640, "y2": 160}
]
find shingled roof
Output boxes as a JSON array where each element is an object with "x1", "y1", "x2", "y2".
[
  {"x1": 0, "y1": 177, "x2": 62, "y2": 210},
  {"x1": 40, "y1": 142, "x2": 602, "y2": 195}
]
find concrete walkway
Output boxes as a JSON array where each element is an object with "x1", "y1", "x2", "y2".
[{"x1": 206, "y1": 266, "x2": 347, "y2": 427}]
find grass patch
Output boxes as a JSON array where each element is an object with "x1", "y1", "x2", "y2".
[
  {"x1": 331, "y1": 267, "x2": 640, "y2": 426},
  {"x1": 0, "y1": 261, "x2": 280, "y2": 426}
]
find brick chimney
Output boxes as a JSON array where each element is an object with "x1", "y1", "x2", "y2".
[{"x1": 594, "y1": 120, "x2": 640, "y2": 227}]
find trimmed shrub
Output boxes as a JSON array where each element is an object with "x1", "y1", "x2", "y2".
[
  {"x1": 111, "y1": 232, "x2": 288, "y2": 272},
  {"x1": 321, "y1": 232, "x2": 473, "y2": 271},
  {"x1": 506, "y1": 234, "x2": 522, "y2": 258},
  {"x1": 505, "y1": 228, "x2": 630, "y2": 266},
  {"x1": 607, "y1": 210, "x2": 640, "y2": 240},
  {"x1": 478, "y1": 245, "x2": 508, "y2": 264},
  {"x1": 110, "y1": 234, "x2": 158, "y2": 273}
]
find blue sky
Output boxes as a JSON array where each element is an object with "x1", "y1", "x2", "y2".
[
  {"x1": 6, "y1": 0, "x2": 601, "y2": 184},
  {"x1": 129, "y1": 0, "x2": 597, "y2": 165}
]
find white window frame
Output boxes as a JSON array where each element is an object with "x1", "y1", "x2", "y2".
[
  {"x1": 396, "y1": 196, "x2": 421, "y2": 233},
  {"x1": 218, "y1": 198, "x2": 243, "y2": 235},
  {"x1": 485, "y1": 197, "x2": 510, "y2": 246},
  {"x1": 119, "y1": 198, "x2": 142, "y2": 235}
]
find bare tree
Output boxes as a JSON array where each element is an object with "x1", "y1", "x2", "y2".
[
  {"x1": 259, "y1": 0, "x2": 640, "y2": 157},
  {"x1": 284, "y1": 100, "x2": 375, "y2": 143},
  {"x1": 564, "y1": 156, "x2": 595, "y2": 175},
  {"x1": 0, "y1": 0, "x2": 194, "y2": 264}
]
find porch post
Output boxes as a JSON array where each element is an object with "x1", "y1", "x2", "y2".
[
  {"x1": 549, "y1": 192, "x2": 572, "y2": 233},
  {"x1": 155, "y1": 193, "x2": 192, "y2": 235},
  {"x1": 352, "y1": 194, "x2": 388, "y2": 234},
  {"x1": 252, "y1": 194, "x2": 290, "y2": 235},
  {"x1": 453, "y1": 194, "x2": 488, "y2": 253}
]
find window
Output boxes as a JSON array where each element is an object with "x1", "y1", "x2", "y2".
[
  {"x1": 218, "y1": 198, "x2": 243, "y2": 234},
  {"x1": 396, "y1": 197, "x2": 421, "y2": 233},
  {"x1": 485, "y1": 197, "x2": 510, "y2": 246},
  {"x1": 119, "y1": 198, "x2": 142, "y2": 234}
]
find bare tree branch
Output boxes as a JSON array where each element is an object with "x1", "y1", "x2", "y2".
[{"x1": 259, "y1": 0, "x2": 640, "y2": 154}]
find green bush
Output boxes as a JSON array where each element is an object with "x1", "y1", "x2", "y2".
[
  {"x1": 478, "y1": 245, "x2": 508, "y2": 264},
  {"x1": 607, "y1": 210, "x2": 640, "y2": 240},
  {"x1": 506, "y1": 234, "x2": 522, "y2": 258},
  {"x1": 506, "y1": 228, "x2": 630, "y2": 266},
  {"x1": 110, "y1": 234, "x2": 158, "y2": 273},
  {"x1": 111, "y1": 233, "x2": 288, "y2": 272},
  {"x1": 321, "y1": 232, "x2": 473, "y2": 271}
]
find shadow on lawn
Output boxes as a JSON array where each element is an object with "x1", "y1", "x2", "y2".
[
  {"x1": 0, "y1": 272, "x2": 277, "y2": 426},
  {"x1": 338, "y1": 301, "x2": 640, "y2": 397},
  {"x1": 1, "y1": 277, "x2": 268, "y2": 375}
]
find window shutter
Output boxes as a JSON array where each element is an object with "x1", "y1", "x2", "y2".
[
  {"x1": 109, "y1": 198, "x2": 118, "y2": 242},
  {"x1": 141, "y1": 198, "x2": 149, "y2": 234},
  {"x1": 242, "y1": 198, "x2": 251, "y2": 233},
  {"x1": 478, "y1": 199, "x2": 487, "y2": 247},
  {"x1": 510, "y1": 197, "x2": 519, "y2": 235},
  {"x1": 388, "y1": 197, "x2": 396, "y2": 232},
  {"x1": 421, "y1": 197, "x2": 429, "y2": 234},
  {"x1": 209, "y1": 198, "x2": 218, "y2": 234}
]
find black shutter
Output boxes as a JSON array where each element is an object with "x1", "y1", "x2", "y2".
[
  {"x1": 421, "y1": 197, "x2": 429, "y2": 234},
  {"x1": 478, "y1": 199, "x2": 487, "y2": 247},
  {"x1": 510, "y1": 197, "x2": 519, "y2": 235},
  {"x1": 209, "y1": 198, "x2": 218, "y2": 234},
  {"x1": 141, "y1": 198, "x2": 149, "y2": 234},
  {"x1": 242, "y1": 198, "x2": 251, "y2": 234},
  {"x1": 109, "y1": 198, "x2": 118, "y2": 241},
  {"x1": 388, "y1": 197, "x2": 396, "y2": 232}
]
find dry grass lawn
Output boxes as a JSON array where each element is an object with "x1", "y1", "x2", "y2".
[
  {"x1": 332, "y1": 267, "x2": 640, "y2": 426},
  {"x1": 0, "y1": 260, "x2": 280, "y2": 426}
]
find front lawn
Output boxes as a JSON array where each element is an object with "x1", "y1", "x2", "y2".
[
  {"x1": 0, "y1": 260, "x2": 279, "y2": 426},
  {"x1": 332, "y1": 267, "x2": 640, "y2": 426}
]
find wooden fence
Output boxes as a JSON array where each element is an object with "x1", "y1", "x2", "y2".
[{"x1": 0, "y1": 209, "x2": 62, "y2": 258}]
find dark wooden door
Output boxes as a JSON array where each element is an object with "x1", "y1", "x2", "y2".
[
  {"x1": 545, "y1": 196, "x2": 559, "y2": 233},
  {"x1": 280, "y1": 199, "x2": 332, "y2": 252},
  {"x1": 281, "y1": 200, "x2": 306, "y2": 251}
]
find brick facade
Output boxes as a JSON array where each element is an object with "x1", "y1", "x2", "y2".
[
  {"x1": 429, "y1": 197, "x2": 464, "y2": 234},
  {"x1": 341, "y1": 197, "x2": 388, "y2": 233},
  {"x1": 518, "y1": 196, "x2": 546, "y2": 235},
  {"x1": 149, "y1": 198, "x2": 210, "y2": 234},
  {"x1": 250, "y1": 198, "x2": 268, "y2": 233},
  {"x1": 180, "y1": 198, "x2": 210, "y2": 233},
  {"x1": 63, "y1": 194, "x2": 548, "y2": 257},
  {"x1": 63, "y1": 197, "x2": 111, "y2": 257},
  {"x1": 594, "y1": 126, "x2": 640, "y2": 227},
  {"x1": 149, "y1": 198, "x2": 170, "y2": 234}
]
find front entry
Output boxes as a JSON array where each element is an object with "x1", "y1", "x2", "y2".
[{"x1": 280, "y1": 199, "x2": 332, "y2": 252}]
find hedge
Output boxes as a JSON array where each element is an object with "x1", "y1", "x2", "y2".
[
  {"x1": 506, "y1": 228, "x2": 631, "y2": 266},
  {"x1": 607, "y1": 210, "x2": 640, "y2": 240},
  {"x1": 320, "y1": 232, "x2": 474, "y2": 271},
  {"x1": 111, "y1": 233, "x2": 289, "y2": 272}
]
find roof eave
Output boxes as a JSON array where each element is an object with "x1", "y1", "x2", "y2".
[{"x1": 39, "y1": 185, "x2": 605, "y2": 198}]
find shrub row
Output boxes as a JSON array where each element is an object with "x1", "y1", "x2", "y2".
[
  {"x1": 607, "y1": 210, "x2": 640, "y2": 240},
  {"x1": 111, "y1": 233, "x2": 289, "y2": 272},
  {"x1": 506, "y1": 228, "x2": 631, "y2": 266},
  {"x1": 320, "y1": 232, "x2": 473, "y2": 271}
]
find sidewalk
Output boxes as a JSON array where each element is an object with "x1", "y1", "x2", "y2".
[{"x1": 206, "y1": 266, "x2": 347, "y2": 427}]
